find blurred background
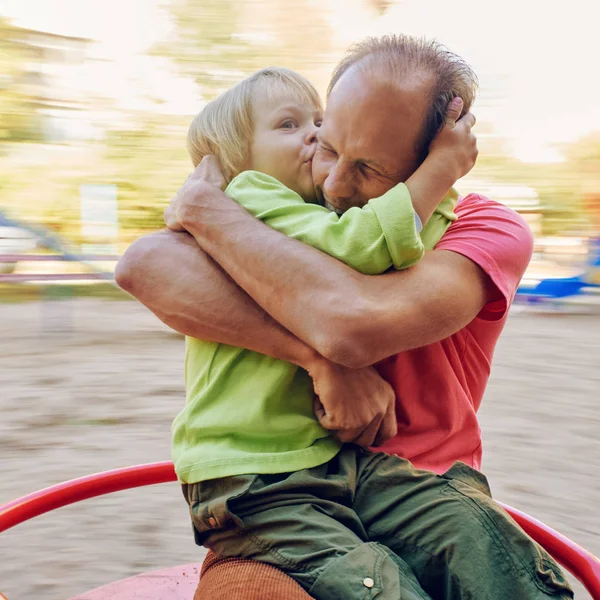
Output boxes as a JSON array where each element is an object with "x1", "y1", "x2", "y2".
[{"x1": 0, "y1": 1, "x2": 599, "y2": 599}]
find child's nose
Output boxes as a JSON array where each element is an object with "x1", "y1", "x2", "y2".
[{"x1": 305, "y1": 125, "x2": 318, "y2": 145}]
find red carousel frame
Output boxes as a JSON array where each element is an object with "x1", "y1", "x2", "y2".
[{"x1": 1, "y1": 461, "x2": 599, "y2": 598}]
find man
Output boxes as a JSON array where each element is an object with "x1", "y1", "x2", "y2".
[{"x1": 117, "y1": 36, "x2": 571, "y2": 599}]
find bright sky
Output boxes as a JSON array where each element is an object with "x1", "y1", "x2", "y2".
[{"x1": 2, "y1": 0, "x2": 599, "y2": 162}]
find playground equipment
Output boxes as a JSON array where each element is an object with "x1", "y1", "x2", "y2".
[
  {"x1": 0, "y1": 210, "x2": 116, "y2": 284},
  {"x1": 1, "y1": 462, "x2": 599, "y2": 599},
  {"x1": 517, "y1": 237, "x2": 600, "y2": 303}
]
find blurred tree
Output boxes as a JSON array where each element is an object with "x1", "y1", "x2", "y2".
[
  {"x1": 474, "y1": 128, "x2": 600, "y2": 236},
  {"x1": 100, "y1": 113, "x2": 191, "y2": 241},
  {"x1": 154, "y1": 0, "x2": 335, "y2": 99},
  {"x1": 564, "y1": 132, "x2": 600, "y2": 234},
  {"x1": 101, "y1": 0, "x2": 338, "y2": 241},
  {"x1": 0, "y1": 17, "x2": 44, "y2": 143},
  {"x1": 367, "y1": 0, "x2": 392, "y2": 15},
  {"x1": 565, "y1": 132, "x2": 600, "y2": 197}
]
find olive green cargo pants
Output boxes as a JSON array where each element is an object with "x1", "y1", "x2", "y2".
[{"x1": 183, "y1": 446, "x2": 573, "y2": 600}]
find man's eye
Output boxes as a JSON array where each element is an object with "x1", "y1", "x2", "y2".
[
  {"x1": 360, "y1": 162, "x2": 378, "y2": 176},
  {"x1": 315, "y1": 119, "x2": 323, "y2": 127},
  {"x1": 279, "y1": 119, "x2": 297, "y2": 129}
]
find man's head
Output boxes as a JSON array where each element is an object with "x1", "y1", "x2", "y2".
[{"x1": 313, "y1": 34, "x2": 478, "y2": 213}]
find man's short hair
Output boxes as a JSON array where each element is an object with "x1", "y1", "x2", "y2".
[
  {"x1": 188, "y1": 67, "x2": 323, "y2": 181},
  {"x1": 328, "y1": 34, "x2": 478, "y2": 160}
]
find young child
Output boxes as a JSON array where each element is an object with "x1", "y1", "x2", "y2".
[{"x1": 176, "y1": 68, "x2": 572, "y2": 600}]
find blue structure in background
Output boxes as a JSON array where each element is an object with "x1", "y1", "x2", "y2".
[{"x1": 516, "y1": 237, "x2": 600, "y2": 303}]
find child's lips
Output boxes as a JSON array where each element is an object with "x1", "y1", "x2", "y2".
[{"x1": 302, "y1": 149, "x2": 315, "y2": 164}]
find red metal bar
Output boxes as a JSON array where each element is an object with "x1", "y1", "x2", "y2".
[
  {"x1": 499, "y1": 502, "x2": 600, "y2": 599},
  {"x1": 0, "y1": 462, "x2": 177, "y2": 533},
  {"x1": 1, "y1": 463, "x2": 598, "y2": 597}
]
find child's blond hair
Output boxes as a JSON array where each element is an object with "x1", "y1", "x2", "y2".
[{"x1": 187, "y1": 67, "x2": 323, "y2": 182}]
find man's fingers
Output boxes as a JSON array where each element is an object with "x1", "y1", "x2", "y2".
[
  {"x1": 314, "y1": 402, "x2": 370, "y2": 445},
  {"x1": 335, "y1": 426, "x2": 368, "y2": 445},
  {"x1": 313, "y1": 396, "x2": 326, "y2": 421},
  {"x1": 445, "y1": 97, "x2": 464, "y2": 129},
  {"x1": 352, "y1": 417, "x2": 382, "y2": 448},
  {"x1": 194, "y1": 155, "x2": 227, "y2": 190},
  {"x1": 164, "y1": 204, "x2": 176, "y2": 227},
  {"x1": 372, "y1": 407, "x2": 397, "y2": 448}
]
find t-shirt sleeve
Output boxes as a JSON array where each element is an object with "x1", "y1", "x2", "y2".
[
  {"x1": 226, "y1": 170, "x2": 424, "y2": 275},
  {"x1": 434, "y1": 194, "x2": 534, "y2": 320}
]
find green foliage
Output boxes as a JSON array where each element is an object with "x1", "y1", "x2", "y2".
[
  {"x1": 103, "y1": 0, "x2": 336, "y2": 241},
  {"x1": 101, "y1": 114, "x2": 192, "y2": 240},
  {"x1": 2, "y1": 1, "x2": 599, "y2": 246},
  {"x1": 474, "y1": 130, "x2": 600, "y2": 236},
  {"x1": 153, "y1": 0, "x2": 334, "y2": 99},
  {"x1": 0, "y1": 17, "x2": 45, "y2": 142}
]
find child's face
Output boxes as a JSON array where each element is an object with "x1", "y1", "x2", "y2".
[{"x1": 249, "y1": 87, "x2": 322, "y2": 202}]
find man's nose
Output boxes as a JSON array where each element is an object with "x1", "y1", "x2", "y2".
[{"x1": 323, "y1": 161, "x2": 354, "y2": 204}]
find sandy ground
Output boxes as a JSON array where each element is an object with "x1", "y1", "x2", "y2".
[{"x1": 0, "y1": 298, "x2": 599, "y2": 599}]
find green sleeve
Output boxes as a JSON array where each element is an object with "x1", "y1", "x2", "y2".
[{"x1": 225, "y1": 170, "x2": 426, "y2": 276}]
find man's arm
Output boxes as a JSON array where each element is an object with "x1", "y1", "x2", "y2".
[
  {"x1": 115, "y1": 227, "x2": 400, "y2": 446},
  {"x1": 177, "y1": 187, "x2": 490, "y2": 368},
  {"x1": 115, "y1": 229, "x2": 319, "y2": 368}
]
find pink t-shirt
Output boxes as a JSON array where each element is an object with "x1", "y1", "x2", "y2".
[{"x1": 373, "y1": 193, "x2": 534, "y2": 474}]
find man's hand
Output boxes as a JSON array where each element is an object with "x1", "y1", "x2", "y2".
[
  {"x1": 307, "y1": 359, "x2": 397, "y2": 448},
  {"x1": 427, "y1": 97, "x2": 478, "y2": 182},
  {"x1": 164, "y1": 155, "x2": 227, "y2": 231}
]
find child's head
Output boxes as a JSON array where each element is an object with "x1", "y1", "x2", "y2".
[{"x1": 188, "y1": 67, "x2": 323, "y2": 201}]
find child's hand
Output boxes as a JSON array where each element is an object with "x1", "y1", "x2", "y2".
[
  {"x1": 428, "y1": 97, "x2": 478, "y2": 182},
  {"x1": 308, "y1": 358, "x2": 397, "y2": 448}
]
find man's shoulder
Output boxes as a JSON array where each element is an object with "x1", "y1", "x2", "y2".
[
  {"x1": 457, "y1": 192, "x2": 528, "y2": 221},
  {"x1": 438, "y1": 191, "x2": 534, "y2": 321},
  {"x1": 450, "y1": 192, "x2": 533, "y2": 247}
]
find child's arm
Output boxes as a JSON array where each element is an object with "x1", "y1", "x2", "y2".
[
  {"x1": 226, "y1": 171, "x2": 428, "y2": 276},
  {"x1": 407, "y1": 97, "x2": 477, "y2": 226}
]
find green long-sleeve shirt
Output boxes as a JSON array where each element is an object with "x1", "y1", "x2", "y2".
[{"x1": 172, "y1": 171, "x2": 457, "y2": 483}]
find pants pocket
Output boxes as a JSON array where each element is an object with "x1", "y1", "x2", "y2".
[
  {"x1": 185, "y1": 475, "x2": 258, "y2": 542},
  {"x1": 309, "y1": 542, "x2": 433, "y2": 600},
  {"x1": 441, "y1": 478, "x2": 573, "y2": 597},
  {"x1": 441, "y1": 460, "x2": 492, "y2": 497}
]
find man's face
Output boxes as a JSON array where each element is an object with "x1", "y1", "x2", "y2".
[{"x1": 313, "y1": 68, "x2": 432, "y2": 213}]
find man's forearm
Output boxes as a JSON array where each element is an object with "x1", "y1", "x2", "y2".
[
  {"x1": 178, "y1": 185, "x2": 489, "y2": 368},
  {"x1": 115, "y1": 229, "x2": 321, "y2": 369},
  {"x1": 178, "y1": 185, "x2": 381, "y2": 364}
]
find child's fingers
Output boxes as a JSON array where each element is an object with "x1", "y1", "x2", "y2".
[
  {"x1": 459, "y1": 112, "x2": 476, "y2": 130},
  {"x1": 445, "y1": 97, "x2": 464, "y2": 129}
]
